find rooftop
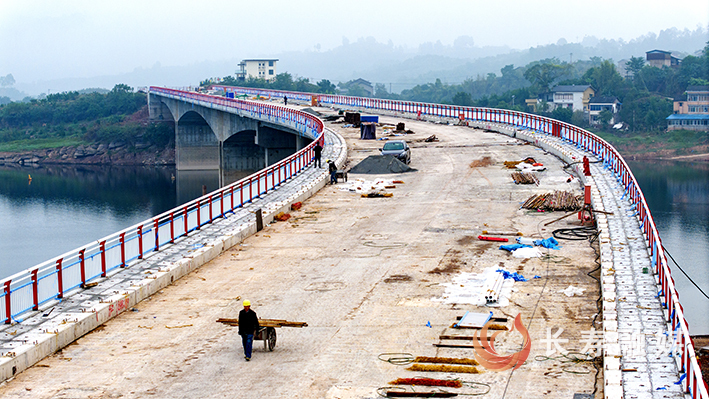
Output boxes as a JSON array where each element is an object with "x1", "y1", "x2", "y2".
[
  {"x1": 553, "y1": 85, "x2": 594, "y2": 93},
  {"x1": 687, "y1": 86, "x2": 709, "y2": 92},
  {"x1": 589, "y1": 96, "x2": 620, "y2": 104}
]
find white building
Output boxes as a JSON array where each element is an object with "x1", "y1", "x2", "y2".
[
  {"x1": 551, "y1": 85, "x2": 595, "y2": 112},
  {"x1": 236, "y1": 59, "x2": 279, "y2": 81}
]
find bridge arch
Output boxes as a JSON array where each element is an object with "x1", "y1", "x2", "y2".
[
  {"x1": 149, "y1": 92, "x2": 310, "y2": 171},
  {"x1": 175, "y1": 110, "x2": 220, "y2": 170}
]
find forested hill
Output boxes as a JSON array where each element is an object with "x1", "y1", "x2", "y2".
[{"x1": 0, "y1": 84, "x2": 172, "y2": 153}]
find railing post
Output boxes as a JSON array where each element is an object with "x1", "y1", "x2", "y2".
[
  {"x1": 137, "y1": 225, "x2": 144, "y2": 259},
  {"x1": 183, "y1": 206, "x2": 189, "y2": 234},
  {"x1": 31, "y1": 269, "x2": 39, "y2": 310},
  {"x1": 100, "y1": 240, "x2": 107, "y2": 277},
  {"x1": 119, "y1": 233, "x2": 126, "y2": 267},
  {"x1": 79, "y1": 249, "x2": 86, "y2": 287},
  {"x1": 230, "y1": 186, "x2": 235, "y2": 211},
  {"x1": 56, "y1": 258, "x2": 64, "y2": 299},
  {"x1": 220, "y1": 192, "x2": 224, "y2": 218},
  {"x1": 4, "y1": 280, "x2": 11, "y2": 324},
  {"x1": 208, "y1": 196, "x2": 213, "y2": 223},
  {"x1": 196, "y1": 201, "x2": 201, "y2": 230},
  {"x1": 154, "y1": 219, "x2": 160, "y2": 252},
  {"x1": 170, "y1": 212, "x2": 175, "y2": 244}
]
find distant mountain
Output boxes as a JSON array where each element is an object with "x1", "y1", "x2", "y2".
[{"x1": 9, "y1": 27, "x2": 708, "y2": 97}]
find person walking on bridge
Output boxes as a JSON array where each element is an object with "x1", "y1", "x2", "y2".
[
  {"x1": 313, "y1": 142, "x2": 323, "y2": 168},
  {"x1": 238, "y1": 300, "x2": 259, "y2": 361},
  {"x1": 283, "y1": 95, "x2": 288, "y2": 106}
]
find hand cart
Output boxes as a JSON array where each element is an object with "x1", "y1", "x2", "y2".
[{"x1": 217, "y1": 318, "x2": 308, "y2": 351}]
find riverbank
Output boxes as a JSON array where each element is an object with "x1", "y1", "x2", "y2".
[
  {"x1": 596, "y1": 128, "x2": 709, "y2": 162},
  {"x1": 0, "y1": 144, "x2": 174, "y2": 166}
]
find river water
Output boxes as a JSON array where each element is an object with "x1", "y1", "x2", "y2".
[
  {"x1": 0, "y1": 164, "x2": 253, "y2": 279},
  {"x1": 1, "y1": 160, "x2": 707, "y2": 333},
  {"x1": 627, "y1": 160, "x2": 709, "y2": 335}
]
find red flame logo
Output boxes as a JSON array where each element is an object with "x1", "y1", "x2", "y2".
[{"x1": 472, "y1": 313, "x2": 531, "y2": 371}]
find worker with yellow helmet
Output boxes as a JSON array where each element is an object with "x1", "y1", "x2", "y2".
[{"x1": 238, "y1": 299, "x2": 259, "y2": 361}]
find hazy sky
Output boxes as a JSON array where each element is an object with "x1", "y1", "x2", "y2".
[{"x1": 1, "y1": 0, "x2": 708, "y2": 83}]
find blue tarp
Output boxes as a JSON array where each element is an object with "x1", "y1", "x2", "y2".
[
  {"x1": 499, "y1": 243, "x2": 532, "y2": 252},
  {"x1": 534, "y1": 237, "x2": 561, "y2": 250}
]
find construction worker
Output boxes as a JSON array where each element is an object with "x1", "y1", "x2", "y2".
[
  {"x1": 313, "y1": 141, "x2": 323, "y2": 168},
  {"x1": 238, "y1": 300, "x2": 259, "y2": 361},
  {"x1": 328, "y1": 160, "x2": 337, "y2": 184}
]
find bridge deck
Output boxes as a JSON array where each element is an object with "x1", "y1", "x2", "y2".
[{"x1": 0, "y1": 104, "x2": 687, "y2": 398}]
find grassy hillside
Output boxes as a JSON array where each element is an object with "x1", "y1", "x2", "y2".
[{"x1": 0, "y1": 84, "x2": 172, "y2": 153}]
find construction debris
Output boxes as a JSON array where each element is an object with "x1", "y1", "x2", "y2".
[
  {"x1": 481, "y1": 230, "x2": 523, "y2": 236},
  {"x1": 469, "y1": 156, "x2": 494, "y2": 168},
  {"x1": 274, "y1": 212, "x2": 291, "y2": 221},
  {"x1": 504, "y1": 157, "x2": 537, "y2": 169},
  {"x1": 521, "y1": 191, "x2": 582, "y2": 211},
  {"x1": 361, "y1": 192, "x2": 393, "y2": 198},
  {"x1": 511, "y1": 172, "x2": 538, "y2": 185},
  {"x1": 382, "y1": 391, "x2": 457, "y2": 398},
  {"x1": 407, "y1": 364, "x2": 480, "y2": 374},
  {"x1": 389, "y1": 378, "x2": 463, "y2": 388},
  {"x1": 477, "y1": 235, "x2": 508, "y2": 242},
  {"x1": 414, "y1": 356, "x2": 479, "y2": 366}
]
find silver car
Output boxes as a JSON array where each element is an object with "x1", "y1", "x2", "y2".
[{"x1": 380, "y1": 140, "x2": 411, "y2": 164}]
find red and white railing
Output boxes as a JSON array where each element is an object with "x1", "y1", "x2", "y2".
[{"x1": 212, "y1": 85, "x2": 707, "y2": 398}]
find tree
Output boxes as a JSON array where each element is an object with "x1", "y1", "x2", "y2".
[
  {"x1": 271, "y1": 73, "x2": 294, "y2": 91},
  {"x1": 452, "y1": 91, "x2": 473, "y2": 106},
  {"x1": 374, "y1": 83, "x2": 392, "y2": 99},
  {"x1": 625, "y1": 57, "x2": 645, "y2": 78},
  {"x1": 550, "y1": 107, "x2": 572, "y2": 122},
  {"x1": 293, "y1": 77, "x2": 318, "y2": 93},
  {"x1": 598, "y1": 109, "x2": 614, "y2": 125},
  {"x1": 524, "y1": 61, "x2": 570, "y2": 93},
  {"x1": 316, "y1": 79, "x2": 336, "y2": 94},
  {"x1": 111, "y1": 84, "x2": 133, "y2": 93},
  {"x1": 584, "y1": 60, "x2": 624, "y2": 96}
]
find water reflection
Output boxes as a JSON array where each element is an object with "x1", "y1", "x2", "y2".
[
  {"x1": 628, "y1": 160, "x2": 709, "y2": 334},
  {"x1": 0, "y1": 164, "x2": 254, "y2": 279}
]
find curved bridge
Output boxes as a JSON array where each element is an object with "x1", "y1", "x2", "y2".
[
  {"x1": 149, "y1": 87, "x2": 322, "y2": 170},
  {"x1": 214, "y1": 85, "x2": 707, "y2": 399},
  {"x1": 0, "y1": 86, "x2": 705, "y2": 398}
]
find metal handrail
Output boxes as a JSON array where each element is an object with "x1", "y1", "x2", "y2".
[
  {"x1": 1, "y1": 87, "x2": 324, "y2": 328},
  {"x1": 211, "y1": 85, "x2": 707, "y2": 398}
]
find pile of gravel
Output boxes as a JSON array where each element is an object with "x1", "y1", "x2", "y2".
[{"x1": 348, "y1": 155, "x2": 416, "y2": 174}]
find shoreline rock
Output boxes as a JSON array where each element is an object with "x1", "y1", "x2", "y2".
[{"x1": 0, "y1": 145, "x2": 175, "y2": 166}]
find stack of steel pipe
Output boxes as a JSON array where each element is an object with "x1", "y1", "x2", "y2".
[{"x1": 484, "y1": 272, "x2": 505, "y2": 304}]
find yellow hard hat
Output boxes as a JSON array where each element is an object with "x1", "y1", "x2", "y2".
[{"x1": 243, "y1": 300, "x2": 251, "y2": 307}]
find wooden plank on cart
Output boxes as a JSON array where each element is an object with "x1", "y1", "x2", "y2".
[{"x1": 216, "y1": 318, "x2": 308, "y2": 328}]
